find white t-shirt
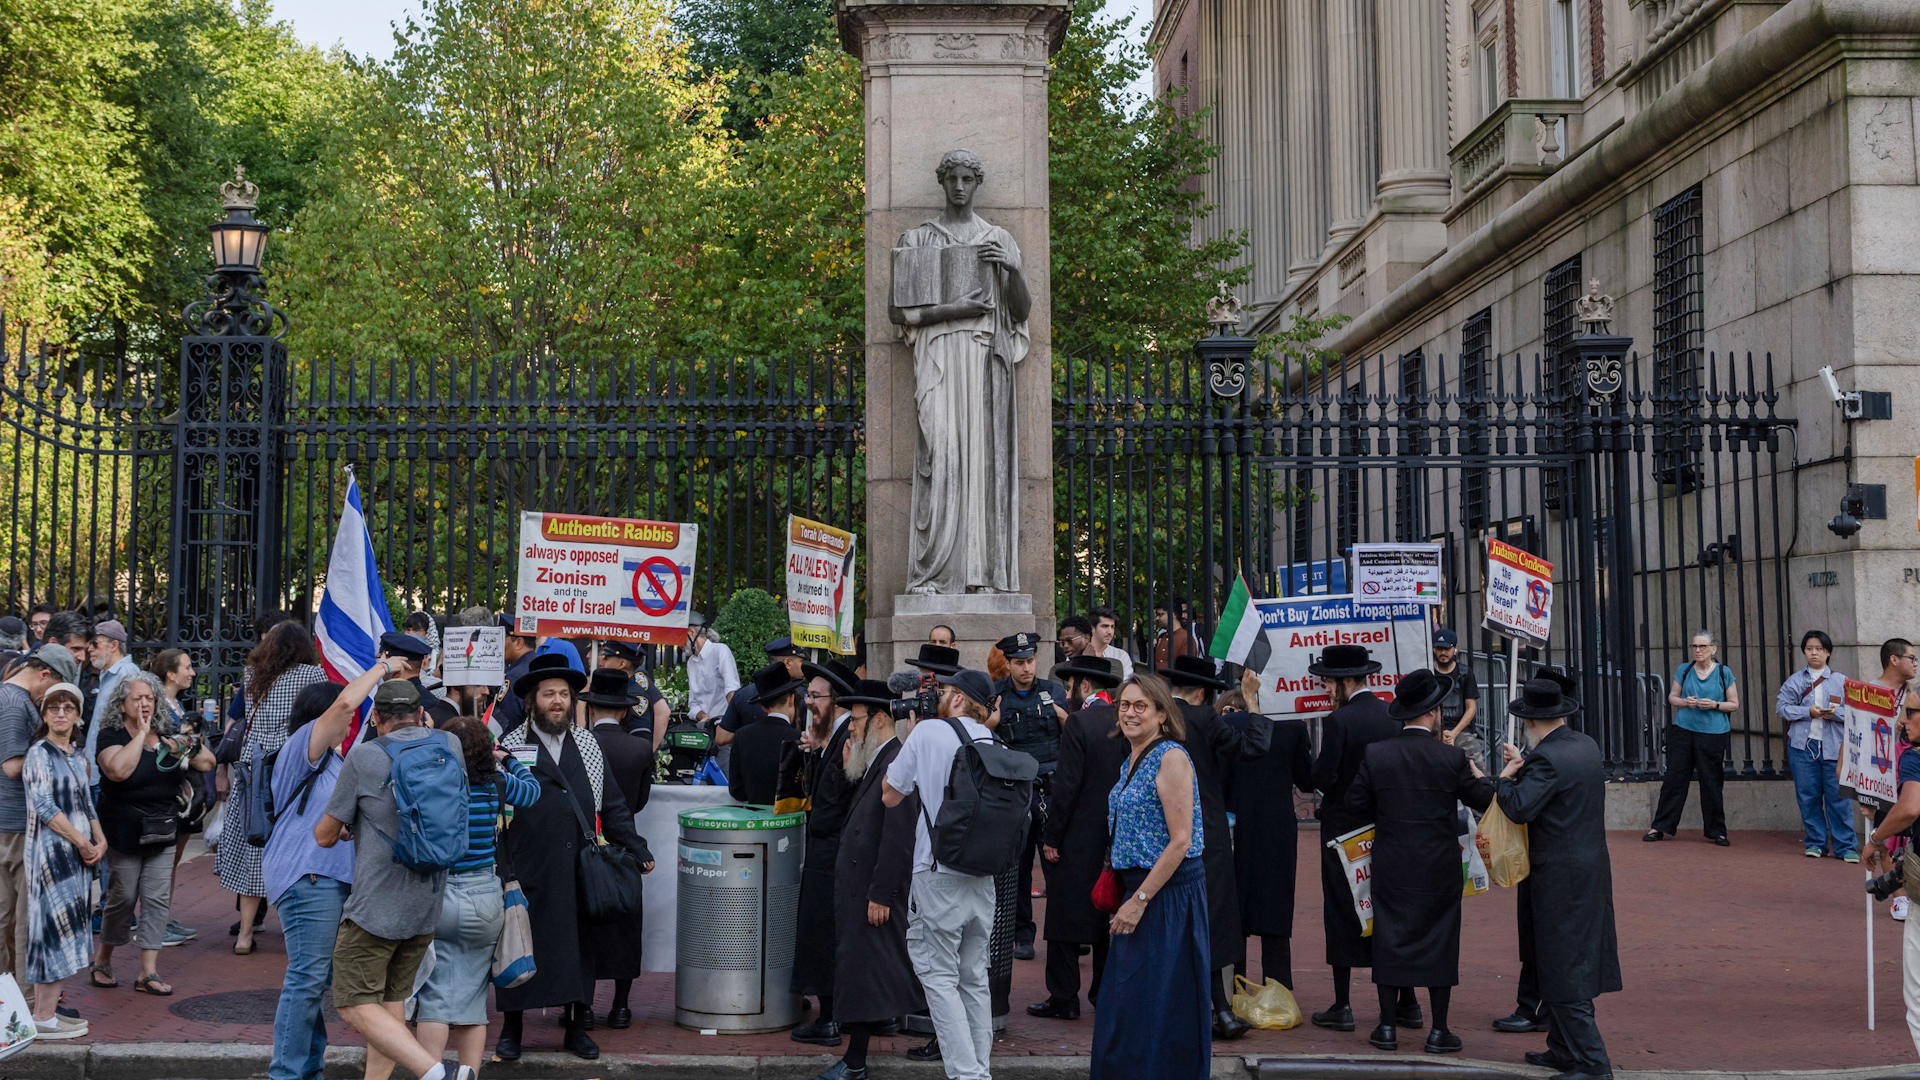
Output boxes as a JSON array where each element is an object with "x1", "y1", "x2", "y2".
[
  {"x1": 885, "y1": 713, "x2": 995, "y2": 875},
  {"x1": 686, "y1": 641, "x2": 740, "y2": 720},
  {"x1": 1103, "y1": 644, "x2": 1135, "y2": 681}
]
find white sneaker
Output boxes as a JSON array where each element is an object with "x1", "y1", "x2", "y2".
[
  {"x1": 33, "y1": 1014, "x2": 88, "y2": 1040},
  {"x1": 1893, "y1": 896, "x2": 1909, "y2": 922}
]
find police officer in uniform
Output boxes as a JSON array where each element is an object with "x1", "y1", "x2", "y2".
[
  {"x1": 378, "y1": 630, "x2": 459, "y2": 725},
  {"x1": 494, "y1": 614, "x2": 540, "y2": 736},
  {"x1": 991, "y1": 632, "x2": 1068, "y2": 961}
]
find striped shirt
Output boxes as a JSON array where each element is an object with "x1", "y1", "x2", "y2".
[{"x1": 455, "y1": 755, "x2": 540, "y2": 875}]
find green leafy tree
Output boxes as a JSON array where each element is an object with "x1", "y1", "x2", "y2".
[
  {"x1": 712, "y1": 586, "x2": 787, "y2": 663},
  {"x1": 673, "y1": 0, "x2": 835, "y2": 138}
]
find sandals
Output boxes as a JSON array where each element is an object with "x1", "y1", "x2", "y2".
[
  {"x1": 233, "y1": 941, "x2": 254, "y2": 956},
  {"x1": 132, "y1": 973, "x2": 172, "y2": 996},
  {"x1": 89, "y1": 964, "x2": 115, "y2": 988}
]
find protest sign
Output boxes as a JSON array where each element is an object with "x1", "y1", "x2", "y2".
[
  {"x1": 1482, "y1": 537, "x2": 1554, "y2": 648},
  {"x1": 1840, "y1": 678, "x2": 1903, "y2": 809},
  {"x1": 786, "y1": 515, "x2": 857, "y2": 655},
  {"x1": 439, "y1": 626, "x2": 505, "y2": 687},
  {"x1": 514, "y1": 512, "x2": 699, "y2": 645},
  {"x1": 1329, "y1": 825, "x2": 1374, "y2": 937},
  {"x1": 1351, "y1": 543, "x2": 1445, "y2": 605},
  {"x1": 1249, "y1": 595, "x2": 1433, "y2": 718}
]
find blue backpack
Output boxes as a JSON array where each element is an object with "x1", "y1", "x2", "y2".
[{"x1": 372, "y1": 732, "x2": 470, "y2": 877}]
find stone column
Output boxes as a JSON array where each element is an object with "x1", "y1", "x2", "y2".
[
  {"x1": 1324, "y1": 0, "x2": 1378, "y2": 246},
  {"x1": 1284, "y1": 0, "x2": 1329, "y2": 284},
  {"x1": 836, "y1": 0, "x2": 1070, "y2": 675},
  {"x1": 1375, "y1": 0, "x2": 1451, "y2": 207}
]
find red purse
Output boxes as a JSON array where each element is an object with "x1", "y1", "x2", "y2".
[{"x1": 1091, "y1": 866, "x2": 1123, "y2": 914}]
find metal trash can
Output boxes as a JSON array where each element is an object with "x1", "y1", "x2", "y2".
[{"x1": 674, "y1": 806, "x2": 806, "y2": 1032}]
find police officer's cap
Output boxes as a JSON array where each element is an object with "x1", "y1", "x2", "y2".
[
  {"x1": 764, "y1": 636, "x2": 802, "y2": 658},
  {"x1": 378, "y1": 631, "x2": 432, "y2": 661},
  {"x1": 995, "y1": 632, "x2": 1039, "y2": 659}
]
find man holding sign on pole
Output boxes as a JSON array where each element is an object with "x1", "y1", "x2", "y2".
[{"x1": 1861, "y1": 674, "x2": 1920, "y2": 1056}]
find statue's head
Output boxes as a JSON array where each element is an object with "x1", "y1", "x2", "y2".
[{"x1": 935, "y1": 149, "x2": 986, "y2": 208}]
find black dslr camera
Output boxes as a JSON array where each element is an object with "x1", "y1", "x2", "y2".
[
  {"x1": 1867, "y1": 864, "x2": 1906, "y2": 901},
  {"x1": 889, "y1": 689, "x2": 940, "y2": 721}
]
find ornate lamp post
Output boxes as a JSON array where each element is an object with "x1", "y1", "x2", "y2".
[
  {"x1": 1192, "y1": 282, "x2": 1260, "y2": 627},
  {"x1": 183, "y1": 167, "x2": 286, "y2": 339}
]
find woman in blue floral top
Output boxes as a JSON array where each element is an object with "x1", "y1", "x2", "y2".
[{"x1": 1090, "y1": 673, "x2": 1209, "y2": 1079}]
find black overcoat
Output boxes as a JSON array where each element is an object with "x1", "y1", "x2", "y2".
[
  {"x1": 1310, "y1": 690, "x2": 1399, "y2": 967},
  {"x1": 1495, "y1": 725, "x2": 1622, "y2": 1002},
  {"x1": 1224, "y1": 717, "x2": 1314, "y2": 937},
  {"x1": 1040, "y1": 704, "x2": 1127, "y2": 944},
  {"x1": 590, "y1": 722, "x2": 656, "y2": 980},
  {"x1": 497, "y1": 731, "x2": 651, "y2": 1010},
  {"x1": 832, "y1": 737, "x2": 926, "y2": 1024},
  {"x1": 1176, "y1": 699, "x2": 1271, "y2": 972},
  {"x1": 729, "y1": 712, "x2": 799, "y2": 805},
  {"x1": 1343, "y1": 726, "x2": 1493, "y2": 987},
  {"x1": 792, "y1": 717, "x2": 856, "y2": 996}
]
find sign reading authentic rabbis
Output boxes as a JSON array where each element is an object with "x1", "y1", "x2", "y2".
[{"x1": 515, "y1": 512, "x2": 700, "y2": 645}]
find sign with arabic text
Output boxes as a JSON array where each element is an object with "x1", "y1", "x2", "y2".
[
  {"x1": 1351, "y1": 543, "x2": 1445, "y2": 605},
  {"x1": 439, "y1": 626, "x2": 505, "y2": 687}
]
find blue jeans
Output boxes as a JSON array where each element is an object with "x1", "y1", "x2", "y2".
[
  {"x1": 1788, "y1": 740, "x2": 1856, "y2": 855},
  {"x1": 269, "y1": 874, "x2": 349, "y2": 1080}
]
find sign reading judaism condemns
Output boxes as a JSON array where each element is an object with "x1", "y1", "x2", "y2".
[
  {"x1": 1840, "y1": 678, "x2": 1903, "y2": 809},
  {"x1": 514, "y1": 512, "x2": 700, "y2": 646},
  {"x1": 1482, "y1": 537, "x2": 1554, "y2": 648}
]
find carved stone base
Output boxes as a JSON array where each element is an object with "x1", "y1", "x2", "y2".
[{"x1": 866, "y1": 592, "x2": 1038, "y2": 678}]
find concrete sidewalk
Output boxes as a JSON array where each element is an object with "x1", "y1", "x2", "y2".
[{"x1": 19, "y1": 829, "x2": 1915, "y2": 1075}]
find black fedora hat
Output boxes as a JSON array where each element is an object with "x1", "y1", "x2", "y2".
[
  {"x1": 1508, "y1": 676, "x2": 1579, "y2": 720},
  {"x1": 1386, "y1": 668, "x2": 1453, "y2": 720},
  {"x1": 511, "y1": 652, "x2": 588, "y2": 697},
  {"x1": 1053, "y1": 654, "x2": 1121, "y2": 689},
  {"x1": 1159, "y1": 653, "x2": 1230, "y2": 691},
  {"x1": 579, "y1": 667, "x2": 640, "y2": 709},
  {"x1": 1308, "y1": 643, "x2": 1382, "y2": 679},
  {"x1": 839, "y1": 678, "x2": 892, "y2": 709},
  {"x1": 749, "y1": 662, "x2": 808, "y2": 707},
  {"x1": 906, "y1": 643, "x2": 961, "y2": 676},
  {"x1": 802, "y1": 659, "x2": 859, "y2": 698}
]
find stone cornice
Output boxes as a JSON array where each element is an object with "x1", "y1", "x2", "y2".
[
  {"x1": 1326, "y1": 0, "x2": 1920, "y2": 357},
  {"x1": 836, "y1": 0, "x2": 1074, "y2": 60}
]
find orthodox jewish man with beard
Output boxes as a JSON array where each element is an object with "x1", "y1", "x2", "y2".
[
  {"x1": 1494, "y1": 676, "x2": 1621, "y2": 1080},
  {"x1": 791, "y1": 659, "x2": 861, "y2": 1048},
  {"x1": 730, "y1": 664, "x2": 805, "y2": 806},
  {"x1": 1161, "y1": 653, "x2": 1271, "y2": 1041},
  {"x1": 494, "y1": 655, "x2": 654, "y2": 1062},
  {"x1": 1343, "y1": 668, "x2": 1494, "y2": 1056},
  {"x1": 810, "y1": 678, "x2": 922, "y2": 1080}
]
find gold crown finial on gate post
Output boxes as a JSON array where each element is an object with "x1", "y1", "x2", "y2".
[
  {"x1": 1574, "y1": 277, "x2": 1615, "y2": 333},
  {"x1": 1205, "y1": 280, "x2": 1243, "y2": 332},
  {"x1": 220, "y1": 165, "x2": 258, "y2": 212}
]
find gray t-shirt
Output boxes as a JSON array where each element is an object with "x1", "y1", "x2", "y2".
[
  {"x1": 323, "y1": 725, "x2": 465, "y2": 940},
  {"x1": 0, "y1": 684, "x2": 38, "y2": 834}
]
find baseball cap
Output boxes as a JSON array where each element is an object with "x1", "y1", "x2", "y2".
[
  {"x1": 31, "y1": 644, "x2": 79, "y2": 683},
  {"x1": 1432, "y1": 628, "x2": 1458, "y2": 648},
  {"x1": 936, "y1": 668, "x2": 996, "y2": 708},
  {"x1": 372, "y1": 680, "x2": 422, "y2": 710}
]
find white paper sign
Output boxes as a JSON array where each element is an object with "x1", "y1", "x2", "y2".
[
  {"x1": 514, "y1": 512, "x2": 700, "y2": 645},
  {"x1": 1351, "y1": 543, "x2": 1445, "y2": 605},
  {"x1": 1249, "y1": 595, "x2": 1434, "y2": 719},
  {"x1": 439, "y1": 626, "x2": 506, "y2": 687},
  {"x1": 1482, "y1": 537, "x2": 1554, "y2": 648}
]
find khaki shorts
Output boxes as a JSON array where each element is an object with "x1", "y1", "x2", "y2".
[{"x1": 331, "y1": 919, "x2": 433, "y2": 1008}]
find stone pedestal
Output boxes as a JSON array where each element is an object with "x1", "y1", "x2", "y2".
[{"x1": 837, "y1": 0, "x2": 1069, "y2": 679}]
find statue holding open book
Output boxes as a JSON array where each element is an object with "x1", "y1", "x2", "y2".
[{"x1": 889, "y1": 149, "x2": 1032, "y2": 594}]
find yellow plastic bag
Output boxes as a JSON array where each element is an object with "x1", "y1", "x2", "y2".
[
  {"x1": 1476, "y1": 801, "x2": 1530, "y2": 887},
  {"x1": 1230, "y1": 975, "x2": 1303, "y2": 1030}
]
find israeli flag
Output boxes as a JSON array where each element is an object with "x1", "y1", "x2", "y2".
[{"x1": 315, "y1": 469, "x2": 395, "y2": 750}]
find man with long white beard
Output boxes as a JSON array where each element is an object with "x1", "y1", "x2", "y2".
[
  {"x1": 811, "y1": 679, "x2": 921, "y2": 1080},
  {"x1": 493, "y1": 655, "x2": 652, "y2": 1061}
]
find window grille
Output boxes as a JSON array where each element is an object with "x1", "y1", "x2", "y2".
[
  {"x1": 1653, "y1": 183, "x2": 1703, "y2": 486},
  {"x1": 1542, "y1": 255, "x2": 1583, "y2": 510},
  {"x1": 1460, "y1": 308, "x2": 1492, "y2": 529}
]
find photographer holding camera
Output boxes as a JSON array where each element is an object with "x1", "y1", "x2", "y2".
[{"x1": 1861, "y1": 677, "x2": 1920, "y2": 1056}]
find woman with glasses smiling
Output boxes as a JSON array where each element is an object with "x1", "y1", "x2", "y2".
[
  {"x1": 21, "y1": 683, "x2": 103, "y2": 1039},
  {"x1": 1647, "y1": 630, "x2": 1741, "y2": 846}
]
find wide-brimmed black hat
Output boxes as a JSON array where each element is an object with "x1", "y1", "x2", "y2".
[
  {"x1": 512, "y1": 652, "x2": 587, "y2": 697},
  {"x1": 579, "y1": 667, "x2": 640, "y2": 709},
  {"x1": 1508, "y1": 676, "x2": 1579, "y2": 720},
  {"x1": 839, "y1": 678, "x2": 892, "y2": 709},
  {"x1": 1159, "y1": 653, "x2": 1230, "y2": 690},
  {"x1": 802, "y1": 659, "x2": 859, "y2": 697},
  {"x1": 937, "y1": 668, "x2": 996, "y2": 708},
  {"x1": 906, "y1": 643, "x2": 961, "y2": 676},
  {"x1": 1308, "y1": 643, "x2": 1381, "y2": 679},
  {"x1": 1386, "y1": 668, "x2": 1453, "y2": 720},
  {"x1": 749, "y1": 662, "x2": 807, "y2": 706},
  {"x1": 1054, "y1": 654, "x2": 1121, "y2": 688}
]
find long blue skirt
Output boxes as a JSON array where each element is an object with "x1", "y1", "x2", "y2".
[{"x1": 1090, "y1": 857, "x2": 1212, "y2": 1080}]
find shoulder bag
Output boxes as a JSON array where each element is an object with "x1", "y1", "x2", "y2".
[
  {"x1": 562, "y1": 777, "x2": 645, "y2": 922},
  {"x1": 212, "y1": 693, "x2": 259, "y2": 766},
  {"x1": 490, "y1": 780, "x2": 537, "y2": 989}
]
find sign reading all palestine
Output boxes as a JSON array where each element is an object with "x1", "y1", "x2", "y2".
[{"x1": 515, "y1": 511, "x2": 699, "y2": 645}]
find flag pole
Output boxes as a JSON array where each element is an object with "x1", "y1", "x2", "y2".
[
  {"x1": 1505, "y1": 636, "x2": 1521, "y2": 747},
  {"x1": 1865, "y1": 804, "x2": 1875, "y2": 1030}
]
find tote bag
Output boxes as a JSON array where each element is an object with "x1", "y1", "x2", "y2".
[
  {"x1": 0, "y1": 972, "x2": 34, "y2": 1059},
  {"x1": 490, "y1": 783, "x2": 536, "y2": 989}
]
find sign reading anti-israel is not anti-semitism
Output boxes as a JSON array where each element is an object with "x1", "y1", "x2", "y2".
[
  {"x1": 514, "y1": 512, "x2": 700, "y2": 646},
  {"x1": 1250, "y1": 595, "x2": 1433, "y2": 719},
  {"x1": 785, "y1": 515, "x2": 857, "y2": 655}
]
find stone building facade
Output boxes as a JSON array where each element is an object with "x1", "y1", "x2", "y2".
[{"x1": 1155, "y1": 0, "x2": 1920, "y2": 693}]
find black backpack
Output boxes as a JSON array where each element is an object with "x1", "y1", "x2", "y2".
[{"x1": 925, "y1": 717, "x2": 1038, "y2": 876}]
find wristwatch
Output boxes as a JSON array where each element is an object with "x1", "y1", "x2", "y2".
[{"x1": 1135, "y1": 890, "x2": 1151, "y2": 903}]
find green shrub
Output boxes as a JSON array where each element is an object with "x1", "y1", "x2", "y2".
[{"x1": 712, "y1": 587, "x2": 787, "y2": 667}]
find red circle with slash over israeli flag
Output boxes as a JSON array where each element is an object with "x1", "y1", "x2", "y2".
[{"x1": 631, "y1": 557, "x2": 682, "y2": 618}]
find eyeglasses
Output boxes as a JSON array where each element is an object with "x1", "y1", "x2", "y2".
[
  {"x1": 1115, "y1": 700, "x2": 1153, "y2": 715},
  {"x1": 1691, "y1": 643, "x2": 1715, "y2": 650},
  {"x1": 805, "y1": 691, "x2": 832, "y2": 701},
  {"x1": 42, "y1": 704, "x2": 77, "y2": 717}
]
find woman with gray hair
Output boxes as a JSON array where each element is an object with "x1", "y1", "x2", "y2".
[
  {"x1": 89, "y1": 670, "x2": 214, "y2": 994},
  {"x1": 1647, "y1": 630, "x2": 1741, "y2": 846}
]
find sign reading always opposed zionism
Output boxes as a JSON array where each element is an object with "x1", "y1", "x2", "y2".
[
  {"x1": 785, "y1": 515, "x2": 857, "y2": 655},
  {"x1": 515, "y1": 512, "x2": 699, "y2": 645},
  {"x1": 1840, "y1": 678, "x2": 1904, "y2": 809},
  {"x1": 439, "y1": 626, "x2": 506, "y2": 687},
  {"x1": 1350, "y1": 543, "x2": 1445, "y2": 605},
  {"x1": 1482, "y1": 537, "x2": 1554, "y2": 648},
  {"x1": 1248, "y1": 594, "x2": 1433, "y2": 719}
]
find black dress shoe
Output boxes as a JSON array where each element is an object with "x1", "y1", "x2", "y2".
[
  {"x1": 1396, "y1": 1001, "x2": 1425, "y2": 1028},
  {"x1": 906, "y1": 1037, "x2": 941, "y2": 1062},
  {"x1": 1026, "y1": 997, "x2": 1081, "y2": 1020},
  {"x1": 791, "y1": 1019, "x2": 842, "y2": 1046},
  {"x1": 1424, "y1": 1029, "x2": 1462, "y2": 1054},
  {"x1": 563, "y1": 1028, "x2": 600, "y2": 1059},
  {"x1": 1710, "y1": 835, "x2": 1730, "y2": 847},
  {"x1": 873, "y1": 1018, "x2": 901, "y2": 1037},
  {"x1": 1494, "y1": 1010, "x2": 1549, "y2": 1033},
  {"x1": 1213, "y1": 1009, "x2": 1252, "y2": 1041},
  {"x1": 1548, "y1": 1071, "x2": 1611, "y2": 1080},
  {"x1": 1013, "y1": 942, "x2": 1035, "y2": 960},
  {"x1": 1527, "y1": 1050, "x2": 1577, "y2": 1069},
  {"x1": 1367, "y1": 1023, "x2": 1398, "y2": 1051},
  {"x1": 494, "y1": 1031, "x2": 522, "y2": 1061},
  {"x1": 1311, "y1": 1003, "x2": 1354, "y2": 1031},
  {"x1": 605, "y1": 1006, "x2": 633, "y2": 1029},
  {"x1": 810, "y1": 1063, "x2": 867, "y2": 1080}
]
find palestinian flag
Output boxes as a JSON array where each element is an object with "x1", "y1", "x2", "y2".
[{"x1": 1208, "y1": 574, "x2": 1272, "y2": 672}]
